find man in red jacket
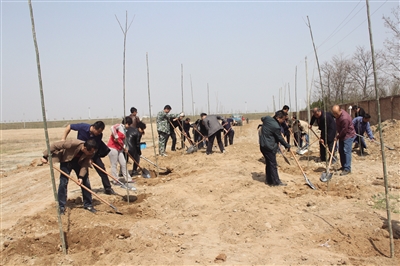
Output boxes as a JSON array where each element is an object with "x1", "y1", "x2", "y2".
[{"x1": 332, "y1": 105, "x2": 356, "y2": 176}]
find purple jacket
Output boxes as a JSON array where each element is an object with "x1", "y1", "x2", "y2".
[{"x1": 336, "y1": 109, "x2": 356, "y2": 141}]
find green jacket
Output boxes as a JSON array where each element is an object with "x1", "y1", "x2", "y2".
[
  {"x1": 156, "y1": 111, "x2": 179, "y2": 134},
  {"x1": 259, "y1": 116, "x2": 290, "y2": 152}
]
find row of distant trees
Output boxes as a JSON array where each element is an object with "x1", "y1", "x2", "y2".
[{"x1": 311, "y1": 7, "x2": 399, "y2": 107}]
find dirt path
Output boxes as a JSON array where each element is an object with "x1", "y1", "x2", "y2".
[{"x1": 1, "y1": 120, "x2": 399, "y2": 265}]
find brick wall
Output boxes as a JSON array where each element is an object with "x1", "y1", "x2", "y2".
[{"x1": 298, "y1": 95, "x2": 400, "y2": 125}]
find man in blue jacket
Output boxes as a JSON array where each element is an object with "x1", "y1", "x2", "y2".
[
  {"x1": 259, "y1": 111, "x2": 291, "y2": 186},
  {"x1": 353, "y1": 113, "x2": 375, "y2": 152}
]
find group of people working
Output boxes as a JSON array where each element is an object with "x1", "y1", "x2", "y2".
[
  {"x1": 156, "y1": 105, "x2": 236, "y2": 157},
  {"x1": 41, "y1": 107, "x2": 146, "y2": 214},
  {"x1": 42, "y1": 102, "x2": 374, "y2": 214},
  {"x1": 258, "y1": 104, "x2": 375, "y2": 187}
]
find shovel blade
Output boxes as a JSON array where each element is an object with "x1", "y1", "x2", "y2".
[
  {"x1": 303, "y1": 174, "x2": 316, "y2": 189},
  {"x1": 186, "y1": 145, "x2": 195, "y2": 154},
  {"x1": 297, "y1": 148, "x2": 308, "y2": 155},
  {"x1": 320, "y1": 172, "x2": 333, "y2": 182},
  {"x1": 142, "y1": 168, "x2": 151, "y2": 179}
]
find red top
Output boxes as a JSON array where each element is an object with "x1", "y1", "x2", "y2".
[
  {"x1": 335, "y1": 109, "x2": 356, "y2": 141},
  {"x1": 107, "y1": 124, "x2": 126, "y2": 151}
]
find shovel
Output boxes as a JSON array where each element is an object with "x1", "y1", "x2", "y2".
[
  {"x1": 127, "y1": 153, "x2": 151, "y2": 178},
  {"x1": 297, "y1": 138, "x2": 319, "y2": 155},
  {"x1": 91, "y1": 162, "x2": 137, "y2": 191},
  {"x1": 140, "y1": 155, "x2": 168, "y2": 171},
  {"x1": 289, "y1": 150, "x2": 316, "y2": 190},
  {"x1": 170, "y1": 119, "x2": 196, "y2": 154},
  {"x1": 355, "y1": 133, "x2": 394, "y2": 150},
  {"x1": 320, "y1": 139, "x2": 337, "y2": 182},
  {"x1": 52, "y1": 165, "x2": 123, "y2": 215},
  {"x1": 310, "y1": 128, "x2": 334, "y2": 157},
  {"x1": 278, "y1": 144, "x2": 291, "y2": 165}
]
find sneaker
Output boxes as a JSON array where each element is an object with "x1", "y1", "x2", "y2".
[
  {"x1": 222, "y1": 150, "x2": 226, "y2": 154},
  {"x1": 340, "y1": 170, "x2": 351, "y2": 176},
  {"x1": 121, "y1": 184, "x2": 137, "y2": 191},
  {"x1": 131, "y1": 170, "x2": 139, "y2": 176},
  {"x1": 59, "y1": 207, "x2": 65, "y2": 215},
  {"x1": 160, "y1": 153, "x2": 168, "y2": 157},
  {"x1": 84, "y1": 206, "x2": 97, "y2": 213},
  {"x1": 105, "y1": 188, "x2": 116, "y2": 195}
]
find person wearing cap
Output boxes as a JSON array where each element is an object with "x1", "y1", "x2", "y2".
[
  {"x1": 156, "y1": 105, "x2": 184, "y2": 157},
  {"x1": 201, "y1": 113, "x2": 225, "y2": 155},
  {"x1": 352, "y1": 105, "x2": 366, "y2": 118},
  {"x1": 352, "y1": 113, "x2": 375, "y2": 152},
  {"x1": 332, "y1": 105, "x2": 356, "y2": 176},
  {"x1": 259, "y1": 110, "x2": 291, "y2": 186}
]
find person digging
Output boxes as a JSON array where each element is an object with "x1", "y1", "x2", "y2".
[{"x1": 41, "y1": 139, "x2": 98, "y2": 214}]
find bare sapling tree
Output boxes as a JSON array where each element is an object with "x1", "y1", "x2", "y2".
[
  {"x1": 146, "y1": 53, "x2": 159, "y2": 176},
  {"x1": 28, "y1": 0, "x2": 67, "y2": 254},
  {"x1": 306, "y1": 16, "x2": 328, "y2": 167},
  {"x1": 366, "y1": 0, "x2": 394, "y2": 258},
  {"x1": 116, "y1": 11, "x2": 134, "y2": 202}
]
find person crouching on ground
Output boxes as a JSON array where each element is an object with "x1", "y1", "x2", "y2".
[
  {"x1": 41, "y1": 139, "x2": 98, "y2": 214},
  {"x1": 259, "y1": 111, "x2": 291, "y2": 186}
]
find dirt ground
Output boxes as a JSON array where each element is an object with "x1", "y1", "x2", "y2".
[{"x1": 1, "y1": 119, "x2": 400, "y2": 265}]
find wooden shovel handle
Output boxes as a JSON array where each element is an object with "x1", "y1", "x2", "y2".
[
  {"x1": 52, "y1": 165, "x2": 115, "y2": 209},
  {"x1": 309, "y1": 128, "x2": 333, "y2": 157}
]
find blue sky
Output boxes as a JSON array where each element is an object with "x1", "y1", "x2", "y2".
[{"x1": 1, "y1": 0, "x2": 398, "y2": 122}]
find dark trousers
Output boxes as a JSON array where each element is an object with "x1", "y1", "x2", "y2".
[
  {"x1": 59, "y1": 160, "x2": 92, "y2": 209},
  {"x1": 92, "y1": 155, "x2": 111, "y2": 190},
  {"x1": 224, "y1": 130, "x2": 234, "y2": 146},
  {"x1": 206, "y1": 130, "x2": 224, "y2": 154},
  {"x1": 320, "y1": 140, "x2": 334, "y2": 162},
  {"x1": 128, "y1": 150, "x2": 140, "y2": 172},
  {"x1": 183, "y1": 131, "x2": 193, "y2": 145},
  {"x1": 286, "y1": 133, "x2": 290, "y2": 145},
  {"x1": 294, "y1": 132, "x2": 301, "y2": 147},
  {"x1": 169, "y1": 130, "x2": 177, "y2": 151},
  {"x1": 260, "y1": 146, "x2": 281, "y2": 185}
]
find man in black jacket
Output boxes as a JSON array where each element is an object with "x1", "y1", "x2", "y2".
[
  {"x1": 309, "y1": 108, "x2": 337, "y2": 162},
  {"x1": 126, "y1": 121, "x2": 146, "y2": 176},
  {"x1": 259, "y1": 111, "x2": 291, "y2": 186}
]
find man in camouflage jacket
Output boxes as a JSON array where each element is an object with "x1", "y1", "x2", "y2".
[{"x1": 156, "y1": 105, "x2": 184, "y2": 156}]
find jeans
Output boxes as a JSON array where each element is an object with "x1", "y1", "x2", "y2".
[
  {"x1": 339, "y1": 136, "x2": 355, "y2": 172},
  {"x1": 58, "y1": 161, "x2": 92, "y2": 209}
]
